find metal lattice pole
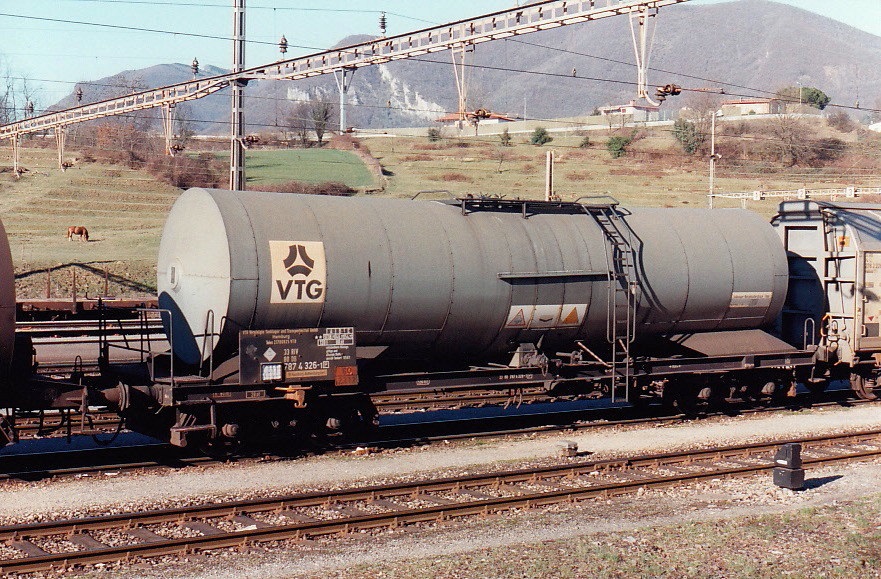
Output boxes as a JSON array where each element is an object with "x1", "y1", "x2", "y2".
[
  {"x1": 230, "y1": 0, "x2": 246, "y2": 191},
  {"x1": 334, "y1": 68, "x2": 355, "y2": 134}
]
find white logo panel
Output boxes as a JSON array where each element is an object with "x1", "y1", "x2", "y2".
[{"x1": 270, "y1": 241, "x2": 327, "y2": 304}]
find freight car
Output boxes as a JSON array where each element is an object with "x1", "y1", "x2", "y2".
[{"x1": 0, "y1": 192, "x2": 878, "y2": 448}]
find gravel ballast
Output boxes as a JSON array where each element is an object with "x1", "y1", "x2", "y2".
[
  {"x1": 1, "y1": 405, "x2": 880, "y2": 521},
  {"x1": 2, "y1": 404, "x2": 881, "y2": 578}
]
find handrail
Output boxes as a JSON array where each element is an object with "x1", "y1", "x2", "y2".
[
  {"x1": 198, "y1": 310, "x2": 217, "y2": 379},
  {"x1": 411, "y1": 189, "x2": 456, "y2": 200},
  {"x1": 804, "y1": 317, "x2": 816, "y2": 349},
  {"x1": 573, "y1": 195, "x2": 620, "y2": 206}
]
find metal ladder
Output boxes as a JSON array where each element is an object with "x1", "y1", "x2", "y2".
[{"x1": 583, "y1": 205, "x2": 638, "y2": 401}]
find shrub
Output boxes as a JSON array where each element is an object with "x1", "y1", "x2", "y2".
[
  {"x1": 606, "y1": 135, "x2": 632, "y2": 158},
  {"x1": 578, "y1": 136, "x2": 590, "y2": 148},
  {"x1": 721, "y1": 121, "x2": 748, "y2": 137},
  {"x1": 827, "y1": 111, "x2": 856, "y2": 133},
  {"x1": 427, "y1": 127, "x2": 442, "y2": 142},
  {"x1": 499, "y1": 128, "x2": 512, "y2": 147},
  {"x1": 530, "y1": 127, "x2": 552, "y2": 146},
  {"x1": 146, "y1": 153, "x2": 227, "y2": 189},
  {"x1": 672, "y1": 118, "x2": 704, "y2": 154},
  {"x1": 810, "y1": 138, "x2": 847, "y2": 164},
  {"x1": 439, "y1": 172, "x2": 470, "y2": 182},
  {"x1": 258, "y1": 181, "x2": 354, "y2": 196}
]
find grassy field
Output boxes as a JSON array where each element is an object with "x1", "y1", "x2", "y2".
[
  {"x1": 1, "y1": 145, "x2": 379, "y2": 298},
  {"x1": 0, "y1": 146, "x2": 181, "y2": 298},
  {"x1": 363, "y1": 123, "x2": 875, "y2": 219},
  {"x1": 339, "y1": 493, "x2": 881, "y2": 578},
  {"x1": 214, "y1": 148, "x2": 377, "y2": 189}
]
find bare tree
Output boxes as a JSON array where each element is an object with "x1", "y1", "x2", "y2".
[
  {"x1": 770, "y1": 114, "x2": 811, "y2": 166},
  {"x1": 310, "y1": 99, "x2": 335, "y2": 146},
  {"x1": 677, "y1": 92, "x2": 722, "y2": 154},
  {"x1": 103, "y1": 74, "x2": 153, "y2": 156},
  {"x1": 286, "y1": 102, "x2": 312, "y2": 147},
  {"x1": 175, "y1": 102, "x2": 195, "y2": 149},
  {"x1": 0, "y1": 56, "x2": 40, "y2": 124}
]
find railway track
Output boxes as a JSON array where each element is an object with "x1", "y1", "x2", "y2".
[
  {"x1": 0, "y1": 446, "x2": 216, "y2": 483},
  {"x1": 18, "y1": 319, "x2": 164, "y2": 338},
  {"x1": 1, "y1": 428, "x2": 879, "y2": 574},
  {"x1": 7, "y1": 384, "x2": 862, "y2": 443},
  {"x1": 10, "y1": 411, "x2": 123, "y2": 439},
  {"x1": 371, "y1": 386, "x2": 552, "y2": 412},
  {"x1": 3, "y1": 393, "x2": 873, "y2": 483},
  {"x1": 8, "y1": 386, "x2": 552, "y2": 442}
]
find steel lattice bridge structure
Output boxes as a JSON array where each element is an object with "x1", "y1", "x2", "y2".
[{"x1": 0, "y1": 0, "x2": 689, "y2": 186}]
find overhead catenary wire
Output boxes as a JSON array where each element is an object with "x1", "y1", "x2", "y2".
[
  {"x1": 1, "y1": 1, "x2": 877, "y2": 187},
  {"x1": 3, "y1": 0, "x2": 878, "y2": 124},
  {"x1": 52, "y1": 0, "x2": 434, "y2": 25},
  {"x1": 3, "y1": 3, "x2": 879, "y2": 130}
]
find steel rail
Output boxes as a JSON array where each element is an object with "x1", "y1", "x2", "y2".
[
  {"x1": 0, "y1": 450, "x2": 216, "y2": 482},
  {"x1": 10, "y1": 411, "x2": 122, "y2": 439},
  {"x1": 1, "y1": 429, "x2": 879, "y2": 573},
  {"x1": 18, "y1": 319, "x2": 163, "y2": 336},
  {"x1": 372, "y1": 387, "x2": 552, "y2": 411}
]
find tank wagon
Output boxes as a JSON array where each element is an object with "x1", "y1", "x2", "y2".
[
  {"x1": 131, "y1": 189, "x2": 807, "y2": 446},
  {"x1": 773, "y1": 200, "x2": 881, "y2": 399},
  {"x1": 1, "y1": 193, "x2": 879, "y2": 448}
]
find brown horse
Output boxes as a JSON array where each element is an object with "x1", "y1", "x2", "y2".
[{"x1": 67, "y1": 226, "x2": 89, "y2": 242}]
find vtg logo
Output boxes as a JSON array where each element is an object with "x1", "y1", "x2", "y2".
[{"x1": 269, "y1": 241, "x2": 326, "y2": 304}]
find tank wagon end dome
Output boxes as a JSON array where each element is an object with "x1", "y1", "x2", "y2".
[{"x1": 157, "y1": 188, "x2": 235, "y2": 366}]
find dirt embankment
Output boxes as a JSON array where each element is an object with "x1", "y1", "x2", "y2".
[{"x1": 328, "y1": 134, "x2": 385, "y2": 191}]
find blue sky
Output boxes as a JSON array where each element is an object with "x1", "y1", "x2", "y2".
[{"x1": 0, "y1": 0, "x2": 878, "y2": 107}]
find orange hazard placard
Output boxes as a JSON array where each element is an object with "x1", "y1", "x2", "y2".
[
  {"x1": 561, "y1": 307, "x2": 580, "y2": 325},
  {"x1": 334, "y1": 365, "x2": 359, "y2": 387},
  {"x1": 558, "y1": 304, "x2": 586, "y2": 327}
]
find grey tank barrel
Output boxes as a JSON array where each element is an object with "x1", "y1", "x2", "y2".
[
  {"x1": 157, "y1": 188, "x2": 788, "y2": 366},
  {"x1": 0, "y1": 218, "x2": 16, "y2": 404}
]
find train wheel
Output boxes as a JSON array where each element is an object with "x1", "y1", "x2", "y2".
[
  {"x1": 322, "y1": 394, "x2": 379, "y2": 440},
  {"x1": 662, "y1": 380, "x2": 699, "y2": 416},
  {"x1": 343, "y1": 394, "x2": 380, "y2": 439},
  {"x1": 850, "y1": 373, "x2": 878, "y2": 401},
  {"x1": 806, "y1": 379, "x2": 828, "y2": 396},
  {"x1": 703, "y1": 382, "x2": 729, "y2": 412}
]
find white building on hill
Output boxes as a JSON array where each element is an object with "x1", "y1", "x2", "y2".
[
  {"x1": 720, "y1": 98, "x2": 784, "y2": 116},
  {"x1": 598, "y1": 100, "x2": 660, "y2": 122}
]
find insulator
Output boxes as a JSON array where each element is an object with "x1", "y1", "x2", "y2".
[
  {"x1": 75, "y1": 87, "x2": 83, "y2": 103},
  {"x1": 279, "y1": 35, "x2": 288, "y2": 55},
  {"x1": 379, "y1": 12, "x2": 387, "y2": 36},
  {"x1": 191, "y1": 57, "x2": 199, "y2": 77}
]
